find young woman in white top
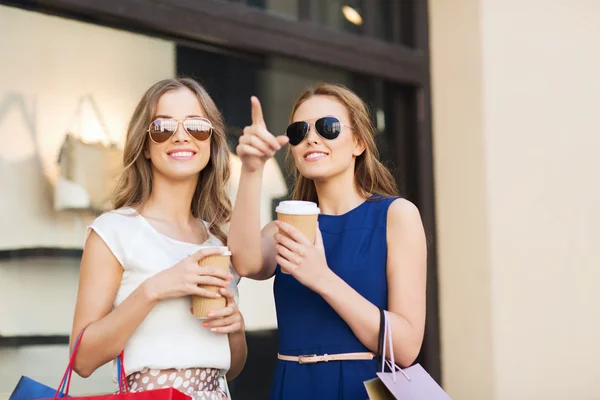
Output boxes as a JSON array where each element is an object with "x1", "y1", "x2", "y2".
[{"x1": 70, "y1": 78, "x2": 246, "y2": 400}]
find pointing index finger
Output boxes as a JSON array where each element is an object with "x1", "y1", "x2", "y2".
[{"x1": 251, "y1": 96, "x2": 265, "y2": 126}]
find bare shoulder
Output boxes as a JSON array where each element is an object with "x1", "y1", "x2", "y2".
[
  {"x1": 387, "y1": 198, "x2": 424, "y2": 230},
  {"x1": 386, "y1": 198, "x2": 427, "y2": 276}
]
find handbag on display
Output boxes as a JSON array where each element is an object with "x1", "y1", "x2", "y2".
[
  {"x1": 364, "y1": 309, "x2": 452, "y2": 400},
  {"x1": 54, "y1": 94, "x2": 122, "y2": 212}
]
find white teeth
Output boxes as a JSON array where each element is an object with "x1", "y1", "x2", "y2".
[
  {"x1": 170, "y1": 151, "x2": 194, "y2": 157},
  {"x1": 305, "y1": 152, "x2": 327, "y2": 159}
]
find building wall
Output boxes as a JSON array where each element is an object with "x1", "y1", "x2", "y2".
[
  {"x1": 430, "y1": 0, "x2": 600, "y2": 399},
  {"x1": 429, "y1": 1, "x2": 494, "y2": 398}
]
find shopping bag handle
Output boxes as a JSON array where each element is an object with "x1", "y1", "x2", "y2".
[
  {"x1": 376, "y1": 308, "x2": 385, "y2": 370},
  {"x1": 379, "y1": 309, "x2": 411, "y2": 382},
  {"x1": 53, "y1": 329, "x2": 84, "y2": 398},
  {"x1": 116, "y1": 351, "x2": 128, "y2": 393},
  {"x1": 54, "y1": 329, "x2": 128, "y2": 398}
]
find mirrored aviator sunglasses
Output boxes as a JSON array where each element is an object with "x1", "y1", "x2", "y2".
[
  {"x1": 286, "y1": 116, "x2": 349, "y2": 146},
  {"x1": 147, "y1": 118, "x2": 213, "y2": 143}
]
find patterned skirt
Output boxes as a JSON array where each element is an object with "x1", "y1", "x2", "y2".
[{"x1": 126, "y1": 367, "x2": 228, "y2": 400}]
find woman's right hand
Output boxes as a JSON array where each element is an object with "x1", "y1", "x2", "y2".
[
  {"x1": 143, "y1": 247, "x2": 233, "y2": 301},
  {"x1": 236, "y1": 96, "x2": 289, "y2": 172}
]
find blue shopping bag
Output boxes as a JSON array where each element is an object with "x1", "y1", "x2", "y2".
[
  {"x1": 8, "y1": 376, "x2": 69, "y2": 400},
  {"x1": 8, "y1": 330, "x2": 85, "y2": 400}
]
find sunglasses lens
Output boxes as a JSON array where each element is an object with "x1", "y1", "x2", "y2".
[
  {"x1": 315, "y1": 117, "x2": 342, "y2": 140},
  {"x1": 149, "y1": 119, "x2": 176, "y2": 143},
  {"x1": 184, "y1": 118, "x2": 212, "y2": 141},
  {"x1": 286, "y1": 121, "x2": 309, "y2": 146}
]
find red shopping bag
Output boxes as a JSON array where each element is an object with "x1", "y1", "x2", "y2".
[
  {"x1": 52, "y1": 388, "x2": 191, "y2": 400},
  {"x1": 43, "y1": 329, "x2": 191, "y2": 400}
]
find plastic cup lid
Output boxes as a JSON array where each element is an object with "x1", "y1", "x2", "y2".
[{"x1": 275, "y1": 200, "x2": 320, "y2": 215}]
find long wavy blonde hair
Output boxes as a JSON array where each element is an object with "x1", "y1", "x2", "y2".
[
  {"x1": 289, "y1": 83, "x2": 399, "y2": 202},
  {"x1": 113, "y1": 78, "x2": 231, "y2": 244}
]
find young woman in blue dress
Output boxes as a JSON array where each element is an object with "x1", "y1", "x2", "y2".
[{"x1": 228, "y1": 83, "x2": 427, "y2": 399}]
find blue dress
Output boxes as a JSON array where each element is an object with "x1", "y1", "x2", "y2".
[{"x1": 270, "y1": 196, "x2": 398, "y2": 400}]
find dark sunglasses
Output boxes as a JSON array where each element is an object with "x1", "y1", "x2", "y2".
[
  {"x1": 286, "y1": 116, "x2": 352, "y2": 146},
  {"x1": 147, "y1": 118, "x2": 213, "y2": 144}
]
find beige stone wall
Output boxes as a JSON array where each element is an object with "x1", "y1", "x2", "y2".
[
  {"x1": 430, "y1": 0, "x2": 600, "y2": 399},
  {"x1": 429, "y1": 1, "x2": 494, "y2": 398}
]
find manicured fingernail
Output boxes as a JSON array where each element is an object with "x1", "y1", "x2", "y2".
[
  {"x1": 210, "y1": 328, "x2": 217, "y2": 332},
  {"x1": 207, "y1": 313, "x2": 213, "y2": 318},
  {"x1": 202, "y1": 322, "x2": 208, "y2": 327}
]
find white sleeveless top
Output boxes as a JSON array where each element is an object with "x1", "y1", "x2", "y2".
[{"x1": 87, "y1": 207, "x2": 239, "y2": 376}]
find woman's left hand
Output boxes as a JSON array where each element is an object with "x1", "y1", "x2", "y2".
[
  {"x1": 202, "y1": 288, "x2": 245, "y2": 334},
  {"x1": 274, "y1": 221, "x2": 333, "y2": 293}
]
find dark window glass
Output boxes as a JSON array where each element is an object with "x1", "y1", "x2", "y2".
[
  {"x1": 370, "y1": 0, "x2": 415, "y2": 46},
  {"x1": 247, "y1": 0, "x2": 300, "y2": 20},
  {"x1": 372, "y1": 0, "x2": 394, "y2": 42}
]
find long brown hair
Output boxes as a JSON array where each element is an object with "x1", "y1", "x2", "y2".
[
  {"x1": 289, "y1": 83, "x2": 399, "y2": 203},
  {"x1": 113, "y1": 78, "x2": 231, "y2": 244}
]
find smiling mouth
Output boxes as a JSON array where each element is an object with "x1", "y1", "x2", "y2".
[
  {"x1": 304, "y1": 152, "x2": 328, "y2": 161},
  {"x1": 167, "y1": 151, "x2": 196, "y2": 160}
]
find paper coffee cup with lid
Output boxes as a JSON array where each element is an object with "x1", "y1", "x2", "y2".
[
  {"x1": 193, "y1": 246, "x2": 232, "y2": 319},
  {"x1": 276, "y1": 201, "x2": 320, "y2": 274}
]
